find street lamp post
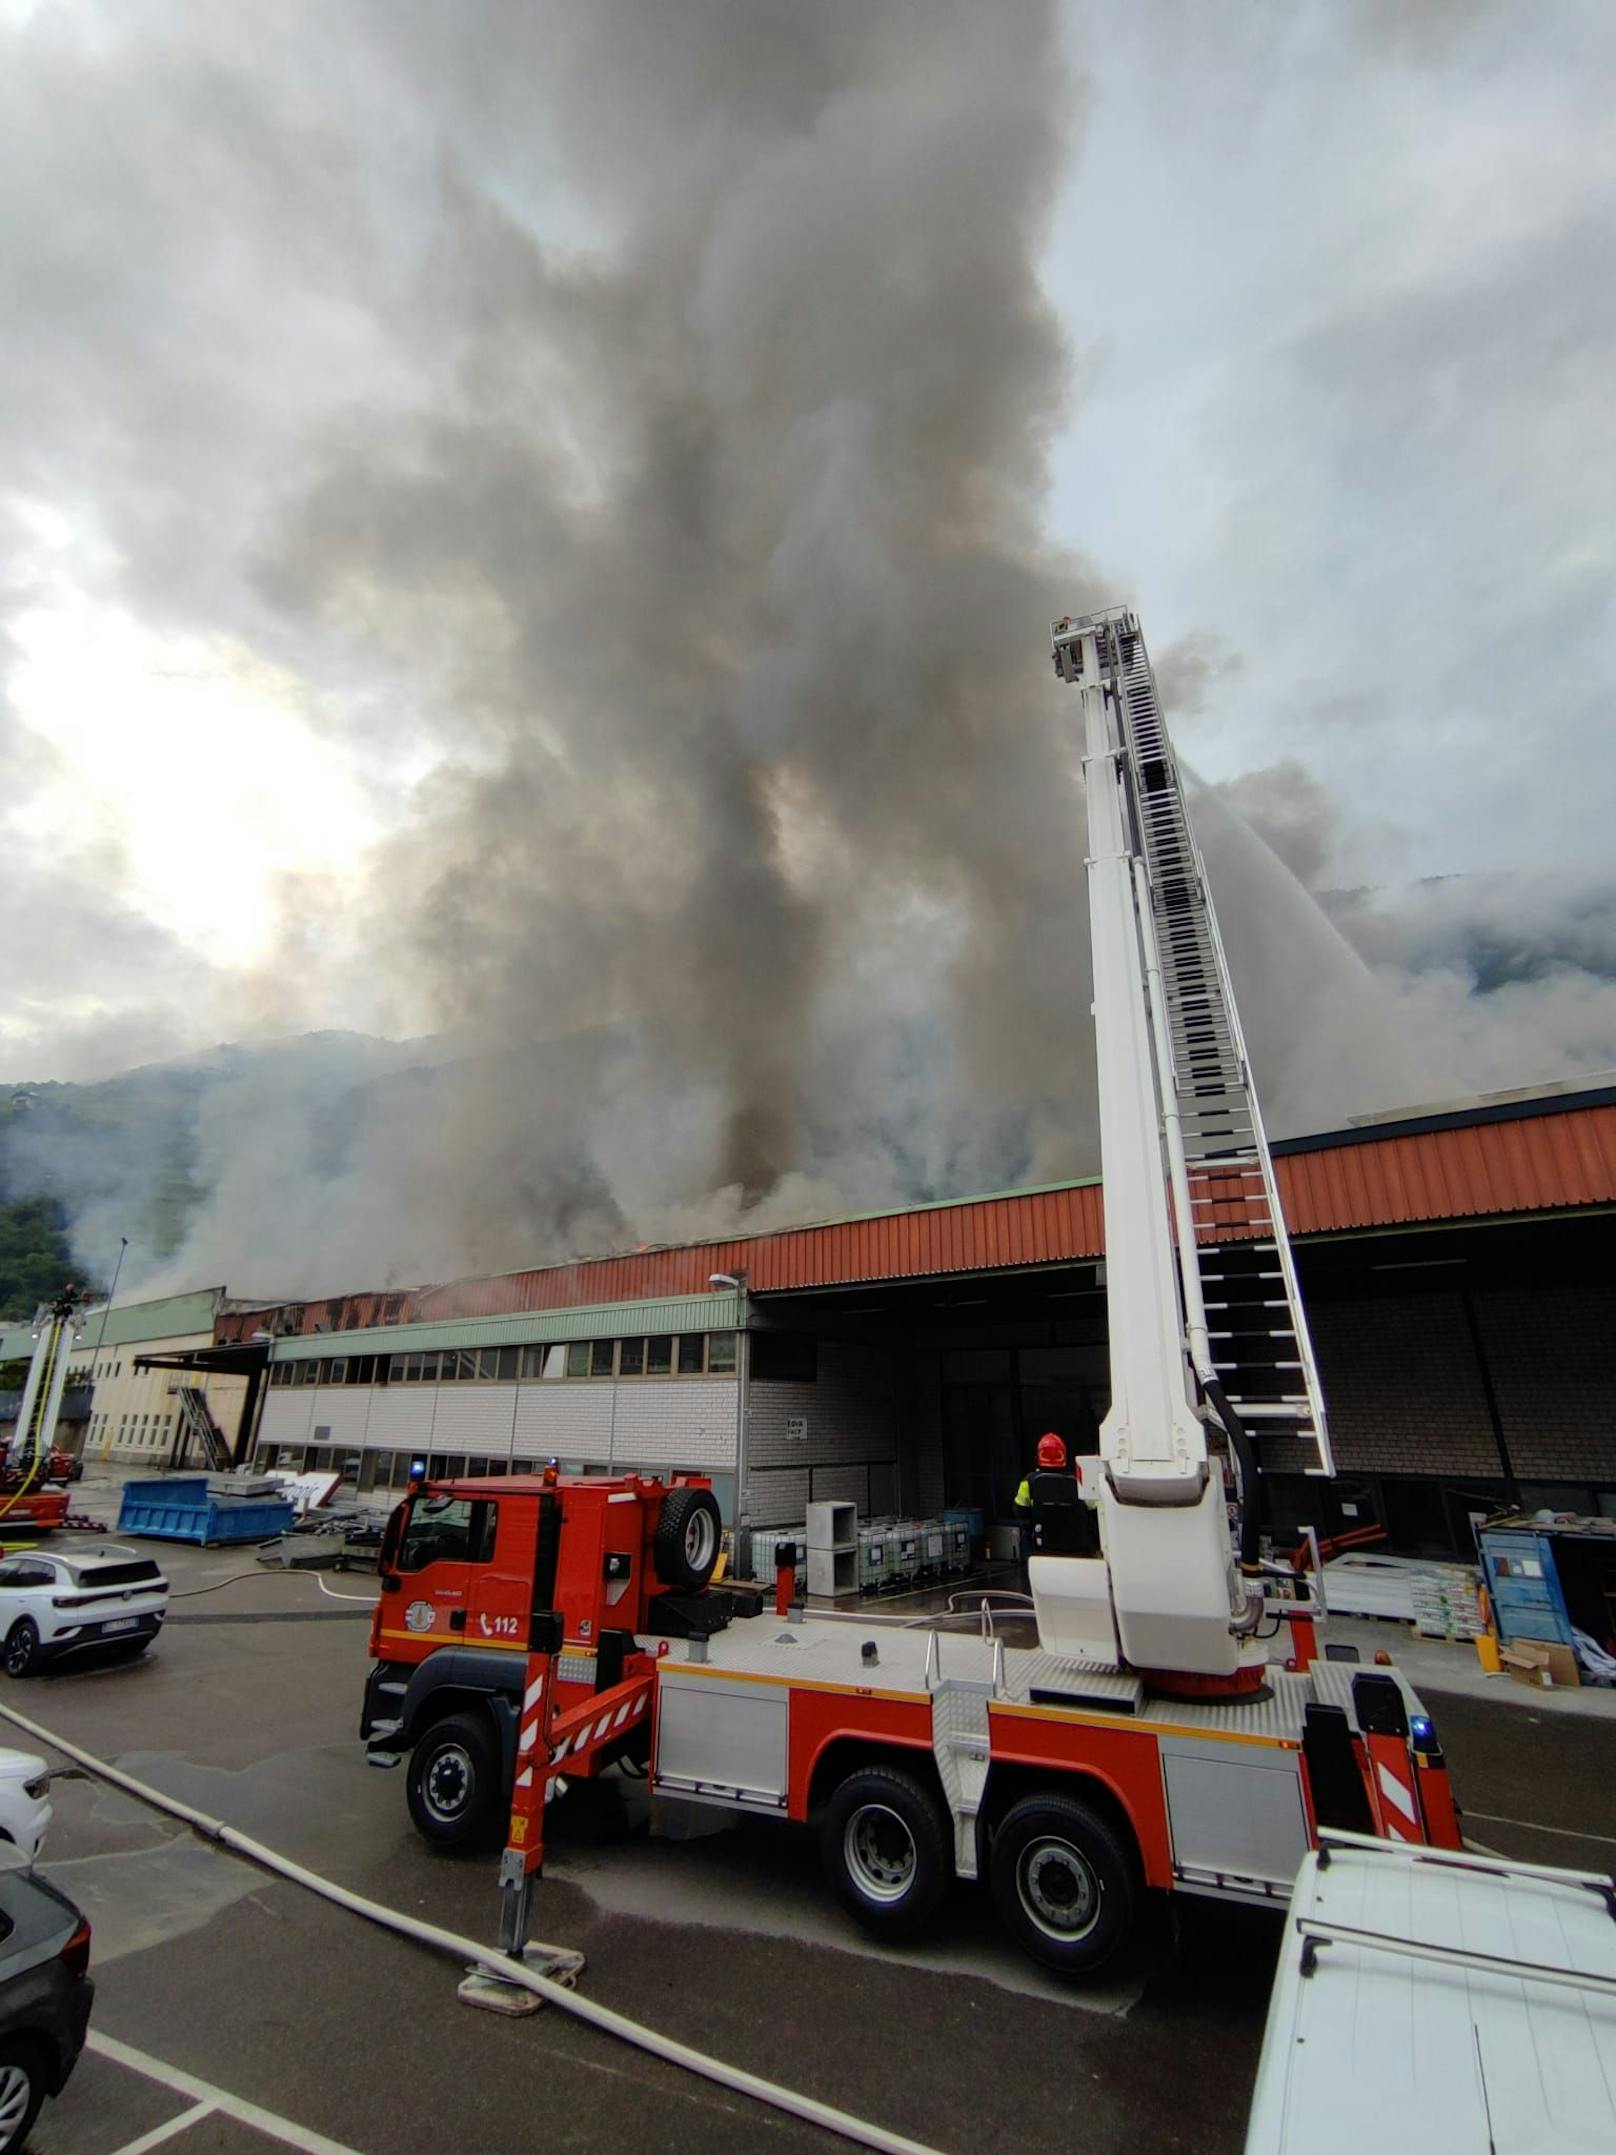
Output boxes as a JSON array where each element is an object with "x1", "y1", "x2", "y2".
[
  {"x1": 93, "y1": 1237, "x2": 128, "y2": 1463},
  {"x1": 708, "y1": 1268, "x2": 750, "y2": 1536}
]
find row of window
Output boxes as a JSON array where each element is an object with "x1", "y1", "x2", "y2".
[
  {"x1": 267, "y1": 1331, "x2": 741, "y2": 1391},
  {"x1": 88, "y1": 1409, "x2": 175, "y2": 1449},
  {"x1": 256, "y1": 1446, "x2": 669, "y2": 1495},
  {"x1": 256, "y1": 1444, "x2": 512, "y2": 1491}
]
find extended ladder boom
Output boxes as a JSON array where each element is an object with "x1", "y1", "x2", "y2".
[{"x1": 1051, "y1": 606, "x2": 1330, "y2": 1681}]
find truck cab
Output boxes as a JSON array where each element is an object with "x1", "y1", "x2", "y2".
[{"x1": 360, "y1": 1469, "x2": 732, "y2": 1848}]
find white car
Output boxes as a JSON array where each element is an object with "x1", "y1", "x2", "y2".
[
  {"x1": 0, "y1": 1551, "x2": 168, "y2": 1678},
  {"x1": 0, "y1": 1752, "x2": 52, "y2": 1861}
]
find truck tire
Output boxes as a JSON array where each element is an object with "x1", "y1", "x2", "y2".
[
  {"x1": 988, "y1": 1791, "x2": 1135, "y2": 1976},
  {"x1": 406, "y1": 1711, "x2": 503, "y2": 1851},
  {"x1": 822, "y1": 1764, "x2": 950, "y2": 1938},
  {"x1": 654, "y1": 1487, "x2": 723, "y2": 1591}
]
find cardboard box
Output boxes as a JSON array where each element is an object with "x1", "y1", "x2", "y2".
[{"x1": 1499, "y1": 1638, "x2": 1580, "y2": 1688}]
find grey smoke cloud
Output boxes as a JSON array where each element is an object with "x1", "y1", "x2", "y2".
[{"x1": 1, "y1": 3, "x2": 1612, "y2": 1303}]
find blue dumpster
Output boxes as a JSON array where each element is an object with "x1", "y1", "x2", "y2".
[{"x1": 117, "y1": 1476, "x2": 296, "y2": 1546}]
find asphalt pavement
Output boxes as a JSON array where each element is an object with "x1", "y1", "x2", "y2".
[{"x1": 6, "y1": 1496, "x2": 1613, "y2": 2155}]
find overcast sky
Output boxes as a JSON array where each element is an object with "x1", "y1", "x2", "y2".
[{"x1": 2, "y1": 0, "x2": 1612, "y2": 1097}]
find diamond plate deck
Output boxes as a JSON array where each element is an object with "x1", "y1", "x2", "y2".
[{"x1": 1007, "y1": 1653, "x2": 1146, "y2": 1713}]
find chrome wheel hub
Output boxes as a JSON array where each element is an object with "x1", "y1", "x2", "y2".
[
  {"x1": 845, "y1": 1804, "x2": 917, "y2": 1903},
  {"x1": 1018, "y1": 1837, "x2": 1100, "y2": 1940},
  {"x1": 424, "y1": 1745, "x2": 472, "y2": 1823}
]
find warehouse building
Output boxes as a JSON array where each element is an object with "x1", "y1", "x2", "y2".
[
  {"x1": 222, "y1": 1080, "x2": 1616, "y2": 1559},
  {"x1": 1, "y1": 1288, "x2": 269, "y2": 1467}
]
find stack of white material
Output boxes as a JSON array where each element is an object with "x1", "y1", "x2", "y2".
[
  {"x1": 1322, "y1": 1552, "x2": 1482, "y2": 1636},
  {"x1": 1321, "y1": 1553, "x2": 1425, "y2": 1621}
]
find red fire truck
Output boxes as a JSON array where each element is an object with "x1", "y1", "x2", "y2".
[
  {"x1": 358, "y1": 612, "x2": 1464, "y2": 1976},
  {"x1": 361, "y1": 1465, "x2": 1460, "y2": 1978}
]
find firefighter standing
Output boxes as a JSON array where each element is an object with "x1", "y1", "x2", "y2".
[{"x1": 1014, "y1": 1431, "x2": 1099, "y2": 1590}]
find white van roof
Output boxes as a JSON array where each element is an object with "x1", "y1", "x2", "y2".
[{"x1": 1246, "y1": 1831, "x2": 1616, "y2": 2154}]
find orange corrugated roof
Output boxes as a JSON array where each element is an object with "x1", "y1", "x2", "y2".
[
  {"x1": 1275, "y1": 1103, "x2": 1616, "y2": 1234},
  {"x1": 217, "y1": 1097, "x2": 1616, "y2": 1339}
]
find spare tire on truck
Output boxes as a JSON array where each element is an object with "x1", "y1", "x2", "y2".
[{"x1": 654, "y1": 1487, "x2": 723, "y2": 1591}]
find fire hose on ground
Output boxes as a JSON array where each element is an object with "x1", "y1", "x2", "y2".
[{"x1": 0, "y1": 1696, "x2": 944, "y2": 2155}]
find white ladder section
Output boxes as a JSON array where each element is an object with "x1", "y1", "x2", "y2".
[{"x1": 1060, "y1": 608, "x2": 1331, "y2": 1481}]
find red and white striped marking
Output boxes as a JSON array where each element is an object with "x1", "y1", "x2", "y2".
[
  {"x1": 514, "y1": 1666, "x2": 547, "y2": 1790},
  {"x1": 1368, "y1": 1738, "x2": 1423, "y2": 1843},
  {"x1": 548, "y1": 1688, "x2": 649, "y2": 1772}
]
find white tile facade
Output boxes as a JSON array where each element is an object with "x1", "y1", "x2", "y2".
[
  {"x1": 263, "y1": 1377, "x2": 738, "y2": 1474},
  {"x1": 745, "y1": 1340, "x2": 899, "y2": 1524}
]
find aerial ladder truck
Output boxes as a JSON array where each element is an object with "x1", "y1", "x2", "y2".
[
  {"x1": 0, "y1": 1286, "x2": 81, "y2": 1532},
  {"x1": 359, "y1": 607, "x2": 1461, "y2": 1981}
]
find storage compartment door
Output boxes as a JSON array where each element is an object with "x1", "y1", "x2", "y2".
[
  {"x1": 1161, "y1": 1736, "x2": 1308, "y2": 1888},
  {"x1": 655, "y1": 1674, "x2": 788, "y2": 1808}
]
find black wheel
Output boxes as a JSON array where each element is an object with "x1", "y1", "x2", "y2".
[
  {"x1": 0, "y1": 2037, "x2": 46, "y2": 2154},
  {"x1": 988, "y1": 1792, "x2": 1136, "y2": 1976},
  {"x1": 821, "y1": 1765, "x2": 950, "y2": 1937},
  {"x1": 2, "y1": 1623, "x2": 39, "y2": 1680},
  {"x1": 406, "y1": 1712, "x2": 502, "y2": 1850},
  {"x1": 653, "y1": 1487, "x2": 723, "y2": 1591}
]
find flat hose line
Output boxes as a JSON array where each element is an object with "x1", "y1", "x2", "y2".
[{"x1": 0, "y1": 1697, "x2": 944, "y2": 2155}]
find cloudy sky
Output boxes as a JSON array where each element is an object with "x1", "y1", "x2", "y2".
[{"x1": 1, "y1": 0, "x2": 1612, "y2": 1146}]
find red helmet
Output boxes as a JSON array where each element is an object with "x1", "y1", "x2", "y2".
[{"x1": 1036, "y1": 1432, "x2": 1067, "y2": 1470}]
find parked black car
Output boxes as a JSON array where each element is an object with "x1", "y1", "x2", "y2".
[{"x1": 0, "y1": 1847, "x2": 92, "y2": 2151}]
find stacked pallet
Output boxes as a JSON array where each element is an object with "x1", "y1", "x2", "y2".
[{"x1": 1409, "y1": 1564, "x2": 1485, "y2": 1641}]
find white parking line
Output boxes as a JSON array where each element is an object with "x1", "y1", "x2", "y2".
[
  {"x1": 91, "y1": 2031, "x2": 366, "y2": 2155},
  {"x1": 107, "y1": 2098, "x2": 215, "y2": 2154}
]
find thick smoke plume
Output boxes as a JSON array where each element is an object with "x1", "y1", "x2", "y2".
[
  {"x1": 2, "y1": 5, "x2": 1612, "y2": 1303},
  {"x1": 262, "y1": 4, "x2": 1093, "y2": 1220}
]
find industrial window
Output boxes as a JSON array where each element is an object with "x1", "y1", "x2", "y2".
[
  {"x1": 298, "y1": 1361, "x2": 318, "y2": 1387},
  {"x1": 618, "y1": 1338, "x2": 645, "y2": 1377},
  {"x1": 676, "y1": 1335, "x2": 704, "y2": 1376},
  {"x1": 439, "y1": 1350, "x2": 463, "y2": 1384},
  {"x1": 589, "y1": 1338, "x2": 616, "y2": 1378},
  {"x1": 751, "y1": 1333, "x2": 815, "y2": 1382},
  {"x1": 386, "y1": 1355, "x2": 407, "y2": 1383},
  {"x1": 351, "y1": 1356, "x2": 376, "y2": 1386},
  {"x1": 328, "y1": 1359, "x2": 348, "y2": 1386},
  {"x1": 565, "y1": 1342, "x2": 590, "y2": 1379},
  {"x1": 493, "y1": 1347, "x2": 519, "y2": 1382},
  {"x1": 645, "y1": 1336, "x2": 673, "y2": 1376},
  {"x1": 706, "y1": 1332, "x2": 737, "y2": 1375},
  {"x1": 519, "y1": 1345, "x2": 542, "y2": 1379}
]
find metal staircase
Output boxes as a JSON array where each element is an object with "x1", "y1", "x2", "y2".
[
  {"x1": 171, "y1": 1384, "x2": 233, "y2": 1472},
  {"x1": 929, "y1": 1677, "x2": 993, "y2": 1879},
  {"x1": 1060, "y1": 608, "x2": 1331, "y2": 1481}
]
